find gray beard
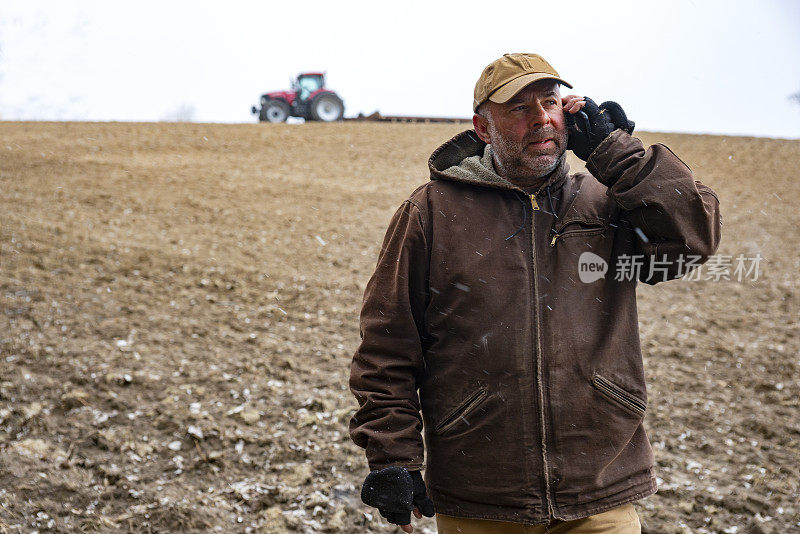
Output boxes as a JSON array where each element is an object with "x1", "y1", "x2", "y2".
[{"x1": 495, "y1": 149, "x2": 566, "y2": 182}]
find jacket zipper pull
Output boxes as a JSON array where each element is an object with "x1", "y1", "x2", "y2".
[
  {"x1": 550, "y1": 233, "x2": 560, "y2": 247},
  {"x1": 529, "y1": 194, "x2": 540, "y2": 211}
]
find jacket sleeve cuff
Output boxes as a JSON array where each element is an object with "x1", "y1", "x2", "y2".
[
  {"x1": 368, "y1": 460, "x2": 426, "y2": 472},
  {"x1": 585, "y1": 129, "x2": 641, "y2": 187}
]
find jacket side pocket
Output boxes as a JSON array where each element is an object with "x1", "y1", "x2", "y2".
[
  {"x1": 592, "y1": 374, "x2": 646, "y2": 417},
  {"x1": 434, "y1": 388, "x2": 488, "y2": 434}
]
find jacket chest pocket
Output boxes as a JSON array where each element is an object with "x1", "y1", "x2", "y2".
[
  {"x1": 592, "y1": 374, "x2": 646, "y2": 417},
  {"x1": 434, "y1": 387, "x2": 488, "y2": 435},
  {"x1": 549, "y1": 218, "x2": 606, "y2": 247}
]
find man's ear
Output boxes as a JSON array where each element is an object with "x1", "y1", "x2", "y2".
[{"x1": 473, "y1": 113, "x2": 491, "y2": 144}]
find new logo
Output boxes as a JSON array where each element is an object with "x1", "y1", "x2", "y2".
[{"x1": 578, "y1": 252, "x2": 608, "y2": 283}]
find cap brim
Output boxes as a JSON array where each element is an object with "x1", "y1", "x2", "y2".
[{"x1": 488, "y1": 73, "x2": 573, "y2": 104}]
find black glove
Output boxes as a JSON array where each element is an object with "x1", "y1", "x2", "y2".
[
  {"x1": 566, "y1": 97, "x2": 635, "y2": 161},
  {"x1": 361, "y1": 467, "x2": 435, "y2": 527}
]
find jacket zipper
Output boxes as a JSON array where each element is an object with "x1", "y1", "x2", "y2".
[
  {"x1": 530, "y1": 194, "x2": 540, "y2": 212},
  {"x1": 529, "y1": 193, "x2": 556, "y2": 519},
  {"x1": 550, "y1": 223, "x2": 605, "y2": 247}
]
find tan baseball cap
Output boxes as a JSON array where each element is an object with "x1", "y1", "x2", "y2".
[{"x1": 473, "y1": 53, "x2": 573, "y2": 112}]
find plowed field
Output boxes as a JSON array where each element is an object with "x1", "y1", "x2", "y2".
[{"x1": 1, "y1": 122, "x2": 798, "y2": 533}]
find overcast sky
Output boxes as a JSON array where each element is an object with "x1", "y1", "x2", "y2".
[{"x1": 1, "y1": 0, "x2": 799, "y2": 138}]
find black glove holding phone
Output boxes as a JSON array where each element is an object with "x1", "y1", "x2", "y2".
[
  {"x1": 566, "y1": 97, "x2": 635, "y2": 161},
  {"x1": 361, "y1": 467, "x2": 435, "y2": 527}
]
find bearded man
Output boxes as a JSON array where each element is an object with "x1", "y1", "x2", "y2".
[{"x1": 349, "y1": 53, "x2": 721, "y2": 533}]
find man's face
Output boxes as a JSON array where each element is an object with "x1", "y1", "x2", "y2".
[{"x1": 473, "y1": 80, "x2": 567, "y2": 182}]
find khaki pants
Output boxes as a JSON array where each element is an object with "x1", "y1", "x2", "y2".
[{"x1": 435, "y1": 504, "x2": 641, "y2": 534}]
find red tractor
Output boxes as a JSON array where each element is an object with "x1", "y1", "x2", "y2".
[{"x1": 251, "y1": 72, "x2": 345, "y2": 123}]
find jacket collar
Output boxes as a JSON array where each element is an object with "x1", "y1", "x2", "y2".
[{"x1": 428, "y1": 129, "x2": 569, "y2": 196}]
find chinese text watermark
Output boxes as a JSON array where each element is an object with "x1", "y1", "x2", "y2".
[{"x1": 578, "y1": 252, "x2": 763, "y2": 284}]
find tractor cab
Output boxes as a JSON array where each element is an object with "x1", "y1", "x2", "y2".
[{"x1": 295, "y1": 73, "x2": 324, "y2": 101}]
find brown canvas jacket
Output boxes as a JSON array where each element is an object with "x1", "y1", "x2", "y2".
[{"x1": 349, "y1": 129, "x2": 722, "y2": 523}]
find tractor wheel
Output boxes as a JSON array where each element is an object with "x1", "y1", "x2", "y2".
[
  {"x1": 310, "y1": 94, "x2": 344, "y2": 122},
  {"x1": 261, "y1": 100, "x2": 290, "y2": 123}
]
